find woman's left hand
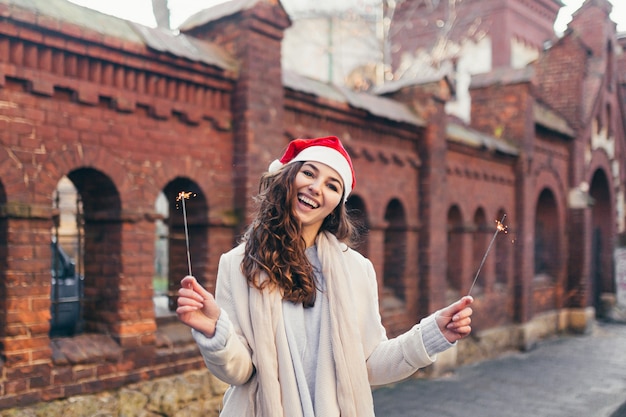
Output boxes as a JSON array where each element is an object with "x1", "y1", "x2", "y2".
[{"x1": 436, "y1": 296, "x2": 474, "y2": 343}]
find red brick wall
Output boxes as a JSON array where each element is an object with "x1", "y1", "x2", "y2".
[
  {"x1": 0, "y1": 0, "x2": 624, "y2": 410},
  {"x1": 445, "y1": 147, "x2": 517, "y2": 330},
  {"x1": 283, "y1": 88, "x2": 425, "y2": 333},
  {"x1": 534, "y1": 36, "x2": 589, "y2": 130},
  {"x1": 0, "y1": 3, "x2": 237, "y2": 407},
  {"x1": 183, "y1": 3, "x2": 291, "y2": 226},
  {"x1": 471, "y1": 81, "x2": 533, "y2": 143}
]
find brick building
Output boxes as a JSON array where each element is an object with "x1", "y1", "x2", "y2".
[{"x1": 0, "y1": 0, "x2": 624, "y2": 411}]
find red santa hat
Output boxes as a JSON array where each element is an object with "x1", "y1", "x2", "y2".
[{"x1": 268, "y1": 136, "x2": 355, "y2": 201}]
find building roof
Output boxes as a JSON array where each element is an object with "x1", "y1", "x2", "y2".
[
  {"x1": 373, "y1": 69, "x2": 454, "y2": 96},
  {"x1": 534, "y1": 102, "x2": 576, "y2": 137},
  {"x1": 0, "y1": 0, "x2": 235, "y2": 71},
  {"x1": 130, "y1": 22, "x2": 237, "y2": 70},
  {"x1": 283, "y1": 70, "x2": 426, "y2": 127},
  {"x1": 2, "y1": 0, "x2": 423, "y2": 127},
  {"x1": 470, "y1": 66, "x2": 535, "y2": 89},
  {"x1": 446, "y1": 123, "x2": 519, "y2": 156},
  {"x1": 0, "y1": 0, "x2": 143, "y2": 42},
  {"x1": 178, "y1": 0, "x2": 261, "y2": 31}
]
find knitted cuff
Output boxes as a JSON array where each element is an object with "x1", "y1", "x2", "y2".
[
  {"x1": 191, "y1": 309, "x2": 231, "y2": 352},
  {"x1": 421, "y1": 313, "x2": 454, "y2": 357}
]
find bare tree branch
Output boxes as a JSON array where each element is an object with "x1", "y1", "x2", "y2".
[{"x1": 152, "y1": 0, "x2": 170, "y2": 29}]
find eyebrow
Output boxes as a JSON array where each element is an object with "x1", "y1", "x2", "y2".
[{"x1": 303, "y1": 162, "x2": 344, "y2": 191}]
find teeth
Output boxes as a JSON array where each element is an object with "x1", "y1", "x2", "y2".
[{"x1": 299, "y1": 195, "x2": 319, "y2": 208}]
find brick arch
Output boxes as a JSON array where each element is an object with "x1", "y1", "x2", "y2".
[
  {"x1": 447, "y1": 204, "x2": 464, "y2": 294},
  {"x1": 534, "y1": 188, "x2": 560, "y2": 275},
  {"x1": 533, "y1": 169, "x2": 567, "y2": 270},
  {"x1": 0, "y1": 147, "x2": 30, "y2": 198},
  {"x1": 65, "y1": 167, "x2": 123, "y2": 337},
  {"x1": 36, "y1": 144, "x2": 131, "y2": 207},
  {"x1": 162, "y1": 178, "x2": 210, "y2": 312},
  {"x1": 586, "y1": 152, "x2": 616, "y2": 304},
  {"x1": 532, "y1": 169, "x2": 567, "y2": 290},
  {"x1": 533, "y1": 184, "x2": 565, "y2": 314},
  {"x1": 346, "y1": 194, "x2": 369, "y2": 256},
  {"x1": 448, "y1": 198, "x2": 474, "y2": 229},
  {"x1": 533, "y1": 169, "x2": 567, "y2": 221},
  {"x1": 34, "y1": 147, "x2": 135, "y2": 340},
  {"x1": 589, "y1": 167, "x2": 615, "y2": 316},
  {"x1": 471, "y1": 207, "x2": 488, "y2": 293},
  {"x1": 494, "y1": 208, "x2": 511, "y2": 287},
  {"x1": 587, "y1": 147, "x2": 615, "y2": 194},
  {"x1": 383, "y1": 198, "x2": 407, "y2": 300}
]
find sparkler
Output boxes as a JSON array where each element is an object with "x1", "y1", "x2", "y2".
[
  {"x1": 467, "y1": 214, "x2": 508, "y2": 296},
  {"x1": 176, "y1": 191, "x2": 195, "y2": 277}
]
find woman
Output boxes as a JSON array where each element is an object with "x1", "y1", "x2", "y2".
[{"x1": 177, "y1": 136, "x2": 473, "y2": 417}]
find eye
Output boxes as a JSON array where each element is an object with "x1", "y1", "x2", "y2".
[
  {"x1": 301, "y1": 169, "x2": 314, "y2": 178},
  {"x1": 326, "y1": 182, "x2": 340, "y2": 193}
]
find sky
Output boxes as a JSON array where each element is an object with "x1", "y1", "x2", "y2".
[{"x1": 68, "y1": 0, "x2": 626, "y2": 33}]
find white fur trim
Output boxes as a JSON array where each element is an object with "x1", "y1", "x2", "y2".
[
  {"x1": 268, "y1": 159, "x2": 283, "y2": 173},
  {"x1": 291, "y1": 146, "x2": 353, "y2": 200}
]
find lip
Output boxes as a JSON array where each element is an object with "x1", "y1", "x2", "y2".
[{"x1": 297, "y1": 192, "x2": 320, "y2": 209}]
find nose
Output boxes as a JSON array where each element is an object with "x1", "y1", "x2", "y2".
[{"x1": 308, "y1": 180, "x2": 321, "y2": 195}]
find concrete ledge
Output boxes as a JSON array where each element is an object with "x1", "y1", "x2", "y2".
[
  {"x1": 563, "y1": 307, "x2": 596, "y2": 334},
  {"x1": 432, "y1": 308, "x2": 598, "y2": 376}
]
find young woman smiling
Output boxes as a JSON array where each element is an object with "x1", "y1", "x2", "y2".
[{"x1": 176, "y1": 136, "x2": 474, "y2": 417}]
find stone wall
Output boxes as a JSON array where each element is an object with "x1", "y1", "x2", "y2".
[{"x1": 0, "y1": 370, "x2": 228, "y2": 417}]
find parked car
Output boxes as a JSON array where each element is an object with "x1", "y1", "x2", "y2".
[{"x1": 50, "y1": 241, "x2": 83, "y2": 337}]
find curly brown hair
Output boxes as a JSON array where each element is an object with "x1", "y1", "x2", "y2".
[{"x1": 241, "y1": 161, "x2": 357, "y2": 307}]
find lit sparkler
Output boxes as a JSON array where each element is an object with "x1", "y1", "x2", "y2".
[
  {"x1": 176, "y1": 191, "x2": 195, "y2": 276},
  {"x1": 467, "y1": 213, "x2": 508, "y2": 296}
]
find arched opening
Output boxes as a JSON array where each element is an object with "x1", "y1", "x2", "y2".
[
  {"x1": 65, "y1": 168, "x2": 122, "y2": 335},
  {"x1": 162, "y1": 178, "x2": 209, "y2": 313},
  {"x1": 495, "y1": 208, "x2": 510, "y2": 290},
  {"x1": 383, "y1": 199, "x2": 407, "y2": 300},
  {"x1": 589, "y1": 169, "x2": 613, "y2": 316},
  {"x1": 446, "y1": 205, "x2": 464, "y2": 295},
  {"x1": 346, "y1": 195, "x2": 369, "y2": 256},
  {"x1": 534, "y1": 189, "x2": 559, "y2": 282},
  {"x1": 154, "y1": 191, "x2": 170, "y2": 317},
  {"x1": 471, "y1": 208, "x2": 487, "y2": 293},
  {"x1": 50, "y1": 176, "x2": 84, "y2": 337}
]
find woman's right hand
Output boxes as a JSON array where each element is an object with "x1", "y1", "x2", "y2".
[{"x1": 176, "y1": 276, "x2": 221, "y2": 338}]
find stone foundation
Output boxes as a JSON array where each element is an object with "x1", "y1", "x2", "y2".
[
  {"x1": 1, "y1": 308, "x2": 598, "y2": 415},
  {"x1": 0, "y1": 370, "x2": 228, "y2": 417}
]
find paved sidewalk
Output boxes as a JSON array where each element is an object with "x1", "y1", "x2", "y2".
[{"x1": 373, "y1": 321, "x2": 626, "y2": 417}]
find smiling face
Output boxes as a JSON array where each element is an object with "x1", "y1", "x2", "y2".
[{"x1": 292, "y1": 161, "x2": 344, "y2": 246}]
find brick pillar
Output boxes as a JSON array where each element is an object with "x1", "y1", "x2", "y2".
[
  {"x1": 566, "y1": 207, "x2": 592, "y2": 308},
  {"x1": 382, "y1": 80, "x2": 450, "y2": 317},
  {"x1": 461, "y1": 226, "x2": 474, "y2": 294},
  {"x1": 367, "y1": 222, "x2": 388, "y2": 301},
  {"x1": 0, "y1": 203, "x2": 53, "y2": 367},
  {"x1": 114, "y1": 216, "x2": 157, "y2": 348},
  {"x1": 490, "y1": 8, "x2": 511, "y2": 68},
  {"x1": 562, "y1": 35, "x2": 592, "y2": 312},
  {"x1": 512, "y1": 156, "x2": 534, "y2": 322},
  {"x1": 565, "y1": 120, "x2": 592, "y2": 310},
  {"x1": 413, "y1": 88, "x2": 449, "y2": 316},
  {"x1": 404, "y1": 228, "x2": 421, "y2": 318},
  {"x1": 470, "y1": 81, "x2": 535, "y2": 323},
  {"x1": 182, "y1": 1, "x2": 291, "y2": 230},
  {"x1": 483, "y1": 226, "x2": 497, "y2": 293}
]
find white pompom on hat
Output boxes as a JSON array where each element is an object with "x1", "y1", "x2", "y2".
[{"x1": 268, "y1": 136, "x2": 355, "y2": 201}]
